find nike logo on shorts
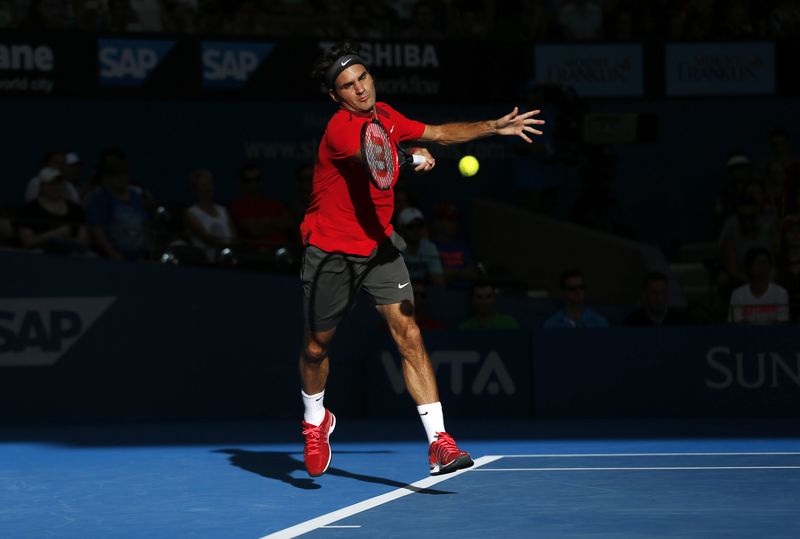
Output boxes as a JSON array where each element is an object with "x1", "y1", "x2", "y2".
[
  {"x1": 420, "y1": 411, "x2": 429, "y2": 416},
  {"x1": 398, "y1": 282, "x2": 410, "y2": 288}
]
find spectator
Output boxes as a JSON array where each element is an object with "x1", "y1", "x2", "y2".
[
  {"x1": 17, "y1": 167, "x2": 89, "y2": 255},
  {"x1": 287, "y1": 164, "x2": 314, "y2": 245},
  {"x1": 86, "y1": 161, "x2": 149, "y2": 261},
  {"x1": 431, "y1": 203, "x2": 480, "y2": 289},
  {"x1": 184, "y1": 169, "x2": 238, "y2": 262},
  {"x1": 557, "y1": 0, "x2": 604, "y2": 41},
  {"x1": 397, "y1": 207, "x2": 445, "y2": 287},
  {"x1": 25, "y1": 150, "x2": 80, "y2": 204},
  {"x1": 729, "y1": 247, "x2": 789, "y2": 324},
  {"x1": 543, "y1": 270, "x2": 609, "y2": 328},
  {"x1": 458, "y1": 281, "x2": 519, "y2": 330},
  {"x1": 0, "y1": 208, "x2": 12, "y2": 246},
  {"x1": 63, "y1": 152, "x2": 83, "y2": 201},
  {"x1": 764, "y1": 160, "x2": 789, "y2": 221},
  {"x1": 775, "y1": 216, "x2": 800, "y2": 321},
  {"x1": 625, "y1": 271, "x2": 689, "y2": 326},
  {"x1": 718, "y1": 195, "x2": 774, "y2": 290},
  {"x1": 398, "y1": 0, "x2": 445, "y2": 39},
  {"x1": 716, "y1": 153, "x2": 755, "y2": 222},
  {"x1": 229, "y1": 162, "x2": 292, "y2": 251},
  {"x1": 768, "y1": 0, "x2": 800, "y2": 38},
  {"x1": 412, "y1": 280, "x2": 445, "y2": 331},
  {"x1": 0, "y1": 1, "x2": 17, "y2": 28},
  {"x1": 718, "y1": 0, "x2": 757, "y2": 39},
  {"x1": 19, "y1": 0, "x2": 70, "y2": 30},
  {"x1": 162, "y1": 0, "x2": 198, "y2": 33},
  {"x1": 761, "y1": 128, "x2": 800, "y2": 199},
  {"x1": 343, "y1": 0, "x2": 386, "y2": 38}
]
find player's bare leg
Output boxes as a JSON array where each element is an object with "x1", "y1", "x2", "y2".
[
  {"x1": 376, "y1": 301, "x2": 438, "y2": 405},
  {"x1": 299, "y1": 327, "x2": 336, "y2": 395},
  {"x1": 299, "y1": 327, "x2": 337, "y2": 477},
  {"x1": 377, "y1": 301, "x2": 473, "y2": 475}
]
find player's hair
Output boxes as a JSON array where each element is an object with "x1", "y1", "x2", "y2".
[{"x1": 311, "y1": 41, "x2": 362, "y2": 87}]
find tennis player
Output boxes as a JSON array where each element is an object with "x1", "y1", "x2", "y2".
[{"x1": 299, "y1": 42, "x2": 544, "y2": 477}]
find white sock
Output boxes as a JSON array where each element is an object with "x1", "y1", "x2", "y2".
[
  {"x1": 417, "y1": 402, "x2": 445, "y2": 445},
  {"x1": 302, "y1": 389, "x2": 326, "y2": 425}
]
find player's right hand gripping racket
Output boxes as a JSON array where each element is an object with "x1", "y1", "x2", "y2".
[{"x1": 361, "y1": 117, "x2": 425, "y2": 190}]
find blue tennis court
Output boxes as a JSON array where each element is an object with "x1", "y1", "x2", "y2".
[{"x1": 2, "y1": 420, "x2": 799, "y2": 538}]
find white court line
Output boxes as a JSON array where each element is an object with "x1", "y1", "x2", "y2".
[
  {"x1": 319, "y1": 526, "x2": 361, "y2": 529},
  {"x1": 499, "y1": 452, "x2": 800, "y2": 458},
  {"x1": 261, "y1": 455, "x2": 502, "y2": 539},
  {"x1": 475, "y1": 466, "x2": 800, "y2": 472}
]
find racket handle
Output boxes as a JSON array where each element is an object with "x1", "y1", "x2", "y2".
[{"x1": 411, "y1": 154, "x2": 425, "y2": 166}]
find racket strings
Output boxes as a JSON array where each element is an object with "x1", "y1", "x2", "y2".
[{"x1": 363, "y1": 123, "x2": 396, "y2": 190}]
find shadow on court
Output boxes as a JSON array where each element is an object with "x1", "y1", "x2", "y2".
[{"x1": 215, "y1": 449, "x2": 453, "y2": 494}]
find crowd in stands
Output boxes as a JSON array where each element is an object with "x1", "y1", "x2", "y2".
[
  {"x1": 3, "y1": 0, "x2": 800, "y2": 41},
  {"x1": 714, "y1": 127, "x2": 800, "y2": 324},
  {"x1": 3, "y1": 122, "x2": 800, "y2": 329}
]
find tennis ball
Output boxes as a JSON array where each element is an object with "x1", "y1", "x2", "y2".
[{"x1": 458, "y1": 155, "x2": 479, "y2": 177}]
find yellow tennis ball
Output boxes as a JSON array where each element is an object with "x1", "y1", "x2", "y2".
[{"x1": 458, "y1": 155, "x2": 479, "y2": 177}]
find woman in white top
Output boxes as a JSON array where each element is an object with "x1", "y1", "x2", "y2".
[{"x1": 184, "y1": 169, "x2": 237, "y2": 262}]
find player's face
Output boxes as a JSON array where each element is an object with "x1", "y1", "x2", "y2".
[{"x1": 331, "y1": 66, "x2": 376, "y2": 113}]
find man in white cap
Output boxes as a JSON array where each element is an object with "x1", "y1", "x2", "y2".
[{"x1": 25, "y1": 151, "x2": 80, "y2": 204}]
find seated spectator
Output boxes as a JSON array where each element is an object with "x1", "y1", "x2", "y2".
[
  {"x1": 287, "y1": 164, "x2": 313, "y2": 245},
  {"x1": 397, "y1": 207, "x2": 445, "y2": 287},
  {"x1": 17, "y1": 167, "x2": 89, "y2": 255},
  {"x1": 86, "y1": 162, "x2": 149, "y2": 261},
  {"x1": 718, "y1": 195, "x2": 774, "y2": 290},
  {"x1": 729, "y1": 247, "x2": 789, "y2": 324},
  {"x1": 775, "y1": 216, "x2": 800, "y2": 321},
  {"x1": 431, "y1": 203, "x2": 481, "y2": 289},
  {"x1": 185, "y1": 169, "x2": 238, "y2": 262},
  {"x1": 25, "y1": 150, "x2": 80, "y2": 204},
  {"x1": 557, "y1": 0, "x2": 604, "y2": 41},
  {"x1": 412, "y1": 281, "x2": 445, "y2": 331},
  {"x1": 543, "y1": 270, "x2": 609, "y2": 328},
  {"x1": 716, "y1": 153, "x2": 755, "y2": 224},
  {"x1": 230, "y1": 162, "x2": 292, "y2": 251},
  {"x1": 458, "y1": 281, "x2": 519, "y2": 330},
  {"x1": 625, "y1": 272, "x2": 689, "y2": 326}
]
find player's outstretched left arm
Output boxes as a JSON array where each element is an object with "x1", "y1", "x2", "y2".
[{"x1": 420, "y1": 107, "x2": 545, "y2": 146}]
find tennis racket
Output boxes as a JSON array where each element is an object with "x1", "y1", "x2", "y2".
[{"x1": 361, "y1": 117, "x2": 425, "y2": 190}]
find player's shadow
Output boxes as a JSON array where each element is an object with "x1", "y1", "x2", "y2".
[{"x1": 215, "y1": 449, "x2": 452, "y2": 494}]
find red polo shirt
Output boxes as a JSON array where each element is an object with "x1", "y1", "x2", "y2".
[{"x1": 300, "y1": 102, "x2": 425, "y2": 256}]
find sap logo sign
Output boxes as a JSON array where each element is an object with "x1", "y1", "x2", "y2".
[
  {"x1": 381, "y1": 350, "x2": 515, "y2": 396},
  {"x1": 99, "y1": 39, "x2": 174, "y2": 86},
  {"x1": 202, "y1": 42, "x2": 274, "y2": 88},
  {"x1": 0, "y1": 298, "x2": 115, "y2": 367}
]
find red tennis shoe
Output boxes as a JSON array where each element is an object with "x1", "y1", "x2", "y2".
[
  {"x1": 428, "y1": 432, "x2": 473, "y2": 475},
  {"x1": 302, "y1": 409, "x2": 336, "y2": 477}
]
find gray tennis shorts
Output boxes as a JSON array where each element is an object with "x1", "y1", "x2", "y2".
[{"x1": 301, "y1": 232, "x2": 413, "y2": 332}]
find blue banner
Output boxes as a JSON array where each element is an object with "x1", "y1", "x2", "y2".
[
  {"x1": 534, "y1": 44, "x2": 643, "y2": 97},
  {"x1": 666, "y1": 42, "x2": 775, "y2": 96},
  {"x1": 98, "y1": 38, "x2": 175, "y2": 87},
  {"x1": 201, "y1": 41, "x2": 275, "y2": 88},
  {"x1": 533, "y1": 326, "x2": 800, "y2": 418},
  {"x1": 367, "y1": 331, "x2": 531, "y2": 418}
]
